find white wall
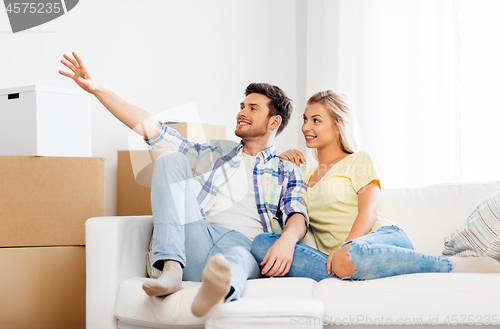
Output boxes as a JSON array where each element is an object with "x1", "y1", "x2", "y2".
[
  {"x1": 337, "y1": 0, "x2": 459, "y2": 188},
  {"x1": 0, "y1": 0, "x2": 301, "y2": 216}
]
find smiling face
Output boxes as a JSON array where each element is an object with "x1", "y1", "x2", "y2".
[
  {"x1": 235, "y1": 93, "x2": 273, "y2": 139},
  {"x1": 302, "y1": 102, "x2": 339, "y2": 149}
]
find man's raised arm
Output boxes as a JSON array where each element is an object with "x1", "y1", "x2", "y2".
[{"x1": 58, "y1": 52, "x2": 161, "y2": 140}]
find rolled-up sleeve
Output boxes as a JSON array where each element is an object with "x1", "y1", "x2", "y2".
[
  {"x1": 280, "y1": 163, "x2": 309, "y2": 227},
  {"x1": 145, "y1": 122, "x2": 215, "y2": 170}
]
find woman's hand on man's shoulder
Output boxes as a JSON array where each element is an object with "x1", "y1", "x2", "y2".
[{"x1": 279, "y1": 149, "x2": 306, "y2": 166}]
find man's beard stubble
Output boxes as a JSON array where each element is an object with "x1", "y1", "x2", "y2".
[{"x1": 235, "y1": 120, "x2": 269, "y2": 139}]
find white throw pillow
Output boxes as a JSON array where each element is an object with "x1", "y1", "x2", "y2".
[{"x1": 443, "y1": 191, "x2": 500, "y2": 261}]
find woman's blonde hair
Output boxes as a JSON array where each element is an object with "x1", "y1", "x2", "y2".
[{"x1": 307, "y1": 90, "x2": 360, "y2": 158}]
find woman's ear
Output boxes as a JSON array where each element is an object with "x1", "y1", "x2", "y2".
[{"x1": 334, "y1": 122, "x2": 340, "y2": 135}]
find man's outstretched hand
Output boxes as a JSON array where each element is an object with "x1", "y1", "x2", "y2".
[{"x1": 59, "y1": 52, "x2": 100, "y2": 94}]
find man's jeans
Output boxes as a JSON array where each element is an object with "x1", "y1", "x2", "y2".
[
  {"x1": 147, "y1": 151, "x2": 261, "y2": 300},
  {"x1": 251, "y1": 226, "x2": 453, "y2": 281}
]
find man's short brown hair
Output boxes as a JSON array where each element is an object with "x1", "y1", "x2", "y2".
[{"x1": 244, "y1": 83, "x2": 292, "y2": 136}]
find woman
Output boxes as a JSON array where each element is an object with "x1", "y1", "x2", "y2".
[{"x1": 251, "y1": 90, "x2": 498, "y2": 280}]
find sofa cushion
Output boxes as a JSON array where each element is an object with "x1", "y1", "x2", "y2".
[
  {"x1": 115, "y1": 279, "x2": 204, "y2": 328},
  {"x1": 240, "y1": 277, "x2": 317, "y2": 298},
  {"x1": 379, "y1": 181, "x2": 500, "y2": 255},
  {"x1": 443, "y1": 191, "x2": 500, "y2": 260},
  {"x1": 115, "y1": 277, "x2": 317, "y2": 327},
  {"x1": 205, "y1": 297, "x2": 325, "y2": 329},
  {"x1": 314, "y1": 273, "x2": 500, "y2": 326}
]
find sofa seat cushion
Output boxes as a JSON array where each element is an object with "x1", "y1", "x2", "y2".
[
  {"x1": 314, "y1": 273, "x2": 500, "y2": 326},
  {"x1": 205, "y1": 298, "x2": 325, "y2": 329},
  {"x1": 115, "y1": 279, "x2": 204, "y2": 328},
  {"x1": 115, "y1": 277, "x2": 317, "y2": 328}
]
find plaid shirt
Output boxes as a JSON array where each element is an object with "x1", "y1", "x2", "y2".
[{"x1": 145, "y1": 123, "x2": 308, "y2": 233}]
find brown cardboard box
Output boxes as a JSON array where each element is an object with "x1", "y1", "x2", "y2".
[
  {"x1": 117, "y1": 123, "x2": 226, "y2": 216},
  {"x1": 117, "y1": 150, "x2": 158, "y2": 216},
  {"x1": 0, "y1": 246, "x2": 85, "y2": 329},
  {"x1": 168, "y1": 122, "x2": 227, "y2": 145},
  {"x1": 0, "y1": 156, "x2": 105, "y2": 247}
]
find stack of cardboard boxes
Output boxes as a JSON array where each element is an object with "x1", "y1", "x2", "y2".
[
  {"x1": 0, "y1": 86, "x2": 104, "y2": 329},
  {"x1": 0, "y1": 85, "x2": 227, "y2": 327}
]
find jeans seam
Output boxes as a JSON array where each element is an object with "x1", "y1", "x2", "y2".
[{"x1": 298, "y1": 246, "x2": 330, "y2": 261}]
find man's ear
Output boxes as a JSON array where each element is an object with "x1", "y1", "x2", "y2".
[{"x1": 269, "y1": 115, "x2": 282, "y2": 131}]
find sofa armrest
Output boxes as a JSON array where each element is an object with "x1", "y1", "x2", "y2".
[{"x1": 85, "y1": 216, "x2": 153, "y2": 329}]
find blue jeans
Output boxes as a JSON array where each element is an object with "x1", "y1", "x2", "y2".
[
  {"x1": 148, "y1": 151, "x2": 261, "y2": 300},
  {"x1": 251, "y1": 226, "x2": 453, "y2": 281}
]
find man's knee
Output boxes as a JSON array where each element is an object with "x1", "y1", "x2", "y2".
[
  {"x1": 153, "y1": 151, "x2": 191, "y2": 182},
  {"x1": 156, "y1": 150, "x2": 189, "y2": 167}
]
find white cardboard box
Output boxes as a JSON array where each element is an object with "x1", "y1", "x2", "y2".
[{"x1": 0, "y1": 85, "x2": 92, "y2": 157}]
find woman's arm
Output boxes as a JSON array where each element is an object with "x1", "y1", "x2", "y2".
[
  {"x1": 345, "y1": 180, "x2": 381, "y2": 241},
  {"x1": 326, "y1": 180, "x2": 381, "y2": 275}
]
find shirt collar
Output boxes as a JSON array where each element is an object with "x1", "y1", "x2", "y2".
[{"x1": 237, "y1": 141, "x2": 277, "y2": 162}]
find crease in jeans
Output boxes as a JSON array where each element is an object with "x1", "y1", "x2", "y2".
[{"x1": 203, "y1": 229, "x2": 239, "y2": 265}]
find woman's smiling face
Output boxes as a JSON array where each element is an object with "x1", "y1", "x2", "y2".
[{"x1": 302, "y1": 102, "x2": 338, "y2": 149}]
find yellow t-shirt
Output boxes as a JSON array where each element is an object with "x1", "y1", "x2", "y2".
[{"x1": 306, "y1": 150, "x2": 398, "y2": 255}]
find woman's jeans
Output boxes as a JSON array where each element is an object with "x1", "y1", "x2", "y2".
[
  {"x1": 147, "y1": 151, "x2": 261, "y2": 300},
  {"x1": 251, "y1": 226, "x2": 453, "y2": 281}
]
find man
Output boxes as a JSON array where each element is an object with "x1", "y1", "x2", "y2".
[{"x1": 59, "y1": 52, "x2": 308, "y2": 317}]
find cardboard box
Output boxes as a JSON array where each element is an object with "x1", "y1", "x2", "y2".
[
  {"x1": 0, "y1": 156, "x2": 105, "y2": 247},
  {"x1": 117, "y1": 150, "x2": 158, "y2": 216},
  {"x1": 117, "y1": 123, "x2": 226, "y2": 216},
  {"x1": 0, "y1": 85, "x2": 92, "y2": 157},
  {"x1": 167, "y1": 122, "x2": 227, "y2": 145},
  {"x1": 0, "y1": 246, "x2": 85, "y2": 329}
]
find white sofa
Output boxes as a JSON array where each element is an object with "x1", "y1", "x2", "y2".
[{"x1": 86, "y1": 181, "x2": 500, "y2": 329}]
